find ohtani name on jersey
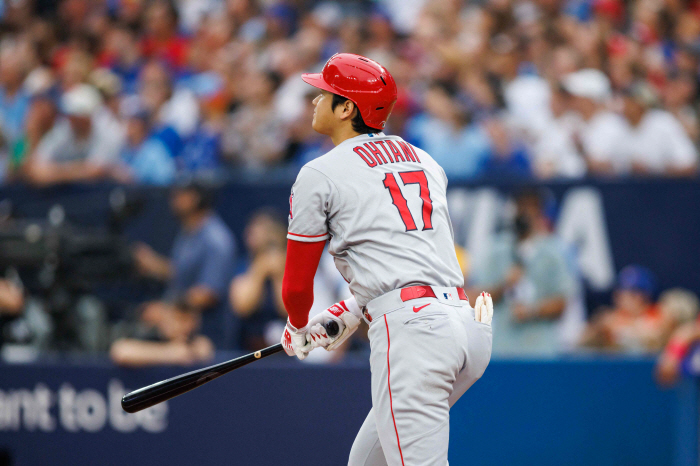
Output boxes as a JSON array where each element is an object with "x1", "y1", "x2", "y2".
[{"x1": 353, "y1": 140, "x2": 421, "y2": 168}]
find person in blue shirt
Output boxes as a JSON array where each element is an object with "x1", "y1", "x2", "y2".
[
  {"x1": 117, "y1": 102, "x2": 176, "y2": 185},
  {"x1": 0, "y1": 45, "x2": 31, "y2": 161},
  {"x1": 112, "y1": 179, "x2": 237, "y2": 365},
  {"x1": 480, "y1": 117, "x2": 532, "y2": 179},
  {"x1": 404, "y1": 83, "x2": 491, "y2": 180},
  {"x1": 176, "y1": 72, "x2": 226, "y2": 174}
]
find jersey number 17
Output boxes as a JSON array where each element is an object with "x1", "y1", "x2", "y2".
[{"x1": 383, "y1": 170, "x2": 433, "y2": 231}]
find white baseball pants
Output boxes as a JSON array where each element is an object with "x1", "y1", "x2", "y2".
[{"x1": 348, "y1": 287, "x2": 492, "y2": 466}]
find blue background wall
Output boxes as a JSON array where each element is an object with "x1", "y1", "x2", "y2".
[{"x1": 0, "y1": 357, "x2": 684, "y2": 466}]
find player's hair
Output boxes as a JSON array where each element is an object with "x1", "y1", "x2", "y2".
[{"x1": 331, "y1": 94, "x2": 379, "y2": 134}]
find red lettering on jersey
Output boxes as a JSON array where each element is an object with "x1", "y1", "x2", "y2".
[
  {"x1": 386, "y1": 140, "x2": 405, "y2": 162},
  {"x1": 364, "y1": 142, "x2": 388, "y2": 164},
  {"x1": 289, "y1": 190, "x2": 294, "y2": 218},
  {"x1": 354, "y1": 146, "x2": 377, "y2": 167},
  {"x1": 397, "y1": 141, "x2": 416, "y2": 162},
  {"x1": 409, "y1": 144, "x2": 421, "y2": 163},
  {"x1": 375, "y1": 141, "x2": 394, "y2": 162},
  {"x1": 400, "y1": 171, "x2": 433, "y2": 229}
]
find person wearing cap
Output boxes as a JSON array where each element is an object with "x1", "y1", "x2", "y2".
[
  {"x1": 621, "y1": 81, "x2": 698, "y2": 177},
  {"x1": 580, "y1": 265, "x2": 670, "y2": 352},
  {"x1": 25, "y1": 84, "x2": 124, "y2": 186},
  {"x1": 560, "y1": 68, "x2": 629, "y2": 175}
]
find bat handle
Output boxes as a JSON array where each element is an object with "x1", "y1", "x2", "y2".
[{"x1": 324, "y1": 320, "x2": 340, "y2": 338}]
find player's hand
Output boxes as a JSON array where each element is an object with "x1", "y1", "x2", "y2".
[
  {"x1": 281, "y1": 320, "x2": 312, "y2": 360},
  {"x1": 474, "y1": 292, "x2": 493, "y2": 325},
  {"x1": 307, "y1": 298, "x2": 362, "y2": 351}
]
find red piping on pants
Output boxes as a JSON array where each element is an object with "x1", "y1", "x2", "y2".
[{"x1": 385, "y1": 314, "x2": 405, "y2": 466}]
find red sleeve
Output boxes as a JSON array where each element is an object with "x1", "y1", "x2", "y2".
[{"x1": 282, "y1": 238, "x2": 326, "y2": 328}]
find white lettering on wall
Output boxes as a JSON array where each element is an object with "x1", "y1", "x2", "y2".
[{"x1": 0, "y1": 380, "x2": 168, "y2": 433}]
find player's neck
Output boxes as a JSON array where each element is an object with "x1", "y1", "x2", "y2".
[{"x1": 329, "y1": 125, "x2": 363, "y2": 146}]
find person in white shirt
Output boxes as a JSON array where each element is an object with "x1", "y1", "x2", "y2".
[
  {"x1": 560, "y1": 69, "x2": 629, "y2": 175},
  {"x1": 621, "y1": 81, "x2": 698, "y2": 177},
  {"x1": 532, "y1": 86, "x2": 587, "y2": 178},
  {"x1": 26, "y1": 84, "x2": 124, "y2": 186}
]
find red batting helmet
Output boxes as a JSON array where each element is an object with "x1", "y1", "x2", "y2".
[{"x1": 301, "y1": 53, "x2": 398, "y2": 130}]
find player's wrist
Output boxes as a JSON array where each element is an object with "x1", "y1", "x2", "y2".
[
  {"x1": 339, "y1": 296, "x2": 361, "y2": 319},
  {"x1": 288, "y1": 316, "x2": 308, "y2": 331}
]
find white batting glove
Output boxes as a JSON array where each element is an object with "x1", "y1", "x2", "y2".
[
  {"x1": 474, "y1": 292, "x2": 493, "y2": 325},
  {"x1": 307, "y1": 297, "x2": 362, "y2": 351},
  {"x1": 281, "y1": 321, "x2": 313, "y2": 360}
]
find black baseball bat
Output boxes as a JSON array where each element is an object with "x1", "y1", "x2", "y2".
[{"x1": 121, "y1": 320, "x2": 340, "y2": 413}]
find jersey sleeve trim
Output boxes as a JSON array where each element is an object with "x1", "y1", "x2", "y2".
[{"x1": 287, "y1": 232, "x2": 330, "y2": 242}]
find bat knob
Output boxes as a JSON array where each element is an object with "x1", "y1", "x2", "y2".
[{"x1": 324, "y1": 320, "x2": 340, "y2": 337}]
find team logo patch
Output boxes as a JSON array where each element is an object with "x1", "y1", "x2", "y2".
[{"x1": 328, "y1": 305, "x2": 344, "y2": 317}]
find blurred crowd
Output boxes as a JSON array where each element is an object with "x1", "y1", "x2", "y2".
[
  {"x1": 0, "y1": 0, "x2": 700, "y2": 184},
  {"x1": 1, "y1": 182, "x2": 698, "y2": 381},
  {"x1": 460, "y1": 188, "x2": 700, "y2": 366},
  {"x1": 0, "y1": 0, "x2": 699, "y2": 387}
]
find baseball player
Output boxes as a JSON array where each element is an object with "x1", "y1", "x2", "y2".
[{"x1": 280, "y1": 53, "x2": 493, "y2": 466}]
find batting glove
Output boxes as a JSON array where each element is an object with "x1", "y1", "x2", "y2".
[
  {"x1": 307, "y1": 297, "x2": 362, "y2": 351},
  {"x1": 474, "y1": 292, "x2": 493, "y2": 325},
  {"x1": 281, "y1": 321, "x2": 313, "y2": 360}
]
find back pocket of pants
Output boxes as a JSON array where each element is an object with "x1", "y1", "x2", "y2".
[{"x1": 403, "y1": 313, "x2": 449, "y2": 326}]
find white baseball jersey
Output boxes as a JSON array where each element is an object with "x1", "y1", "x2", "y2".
[{"x1": 288, "y1": 132, "x2": 464, "y2": 307}]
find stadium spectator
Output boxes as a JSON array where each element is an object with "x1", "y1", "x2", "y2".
[
  {"x1": 176, "y1": 72, "x2": 227, "y2": 175},
  {"x1": 222, "y1": 70, "x2": 288, "y2": 169},
  {"x1": 560, "y1": 69, "x2": 629, "y2": 175},
  {"x1": 129, "y1": 180, "x2": 236, "y2": 349},
  {"x1": 100, "y1": 22, "x2": 144, "y2": 95},
  {"x1": 0, "y1": 40, "x2": 31, "y2": 164},
  {"x1": 137, "y1": 60, "x2": 199, "y2": 147},
  {"x1": 9, "y1": 93, "x2": 57, "y2": 181},
  {"x1": 662, "y1": 72, "x2": 699, "y2": 142},
  {"x1": 471, "y1": 189, "x2": 586, "y2": 355},
  {"x1": 25, "y1": 84, "x2": 124, "y2": 186},
  {"x1": 229, "y1": 209, "x2": 287, "y2": 351},
  {"x1": 0, "y1": 279, "x2": 25, "y2": 347},
  {"x1": 580, "y1": 265, "x2": 672, "y2": 352},
  {"x1": 116, "y1": 98, "x2": 175, "y2": 185},
  {"x1": 404, "y1": 83, "x2": 491, "y2": 180},
  {"x1": 480, "y1": 117, "x2": 532, "y2": 178},
  {"x1": 531, "y1": 87, "x2": 587, "y2": 179},
  {"x1": 140, "y1": 0, "x2": 190, "y2": 72},
  {"x1": 621, "y1": 81, "x2": 699, "y2": 176},
  {"x1": 110, "y1": 308, "x2": 215, "y2": 367},
  {"x1": 655, "y1": 290, "x2": 700, "y2": 385},
  {"x1": 488, "y1": 34, "x2": 552, "y2": 143}
]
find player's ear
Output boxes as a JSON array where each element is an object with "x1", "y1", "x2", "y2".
[{"x1": 340, "y1": 100, "x2": 356, "y2": 121}]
